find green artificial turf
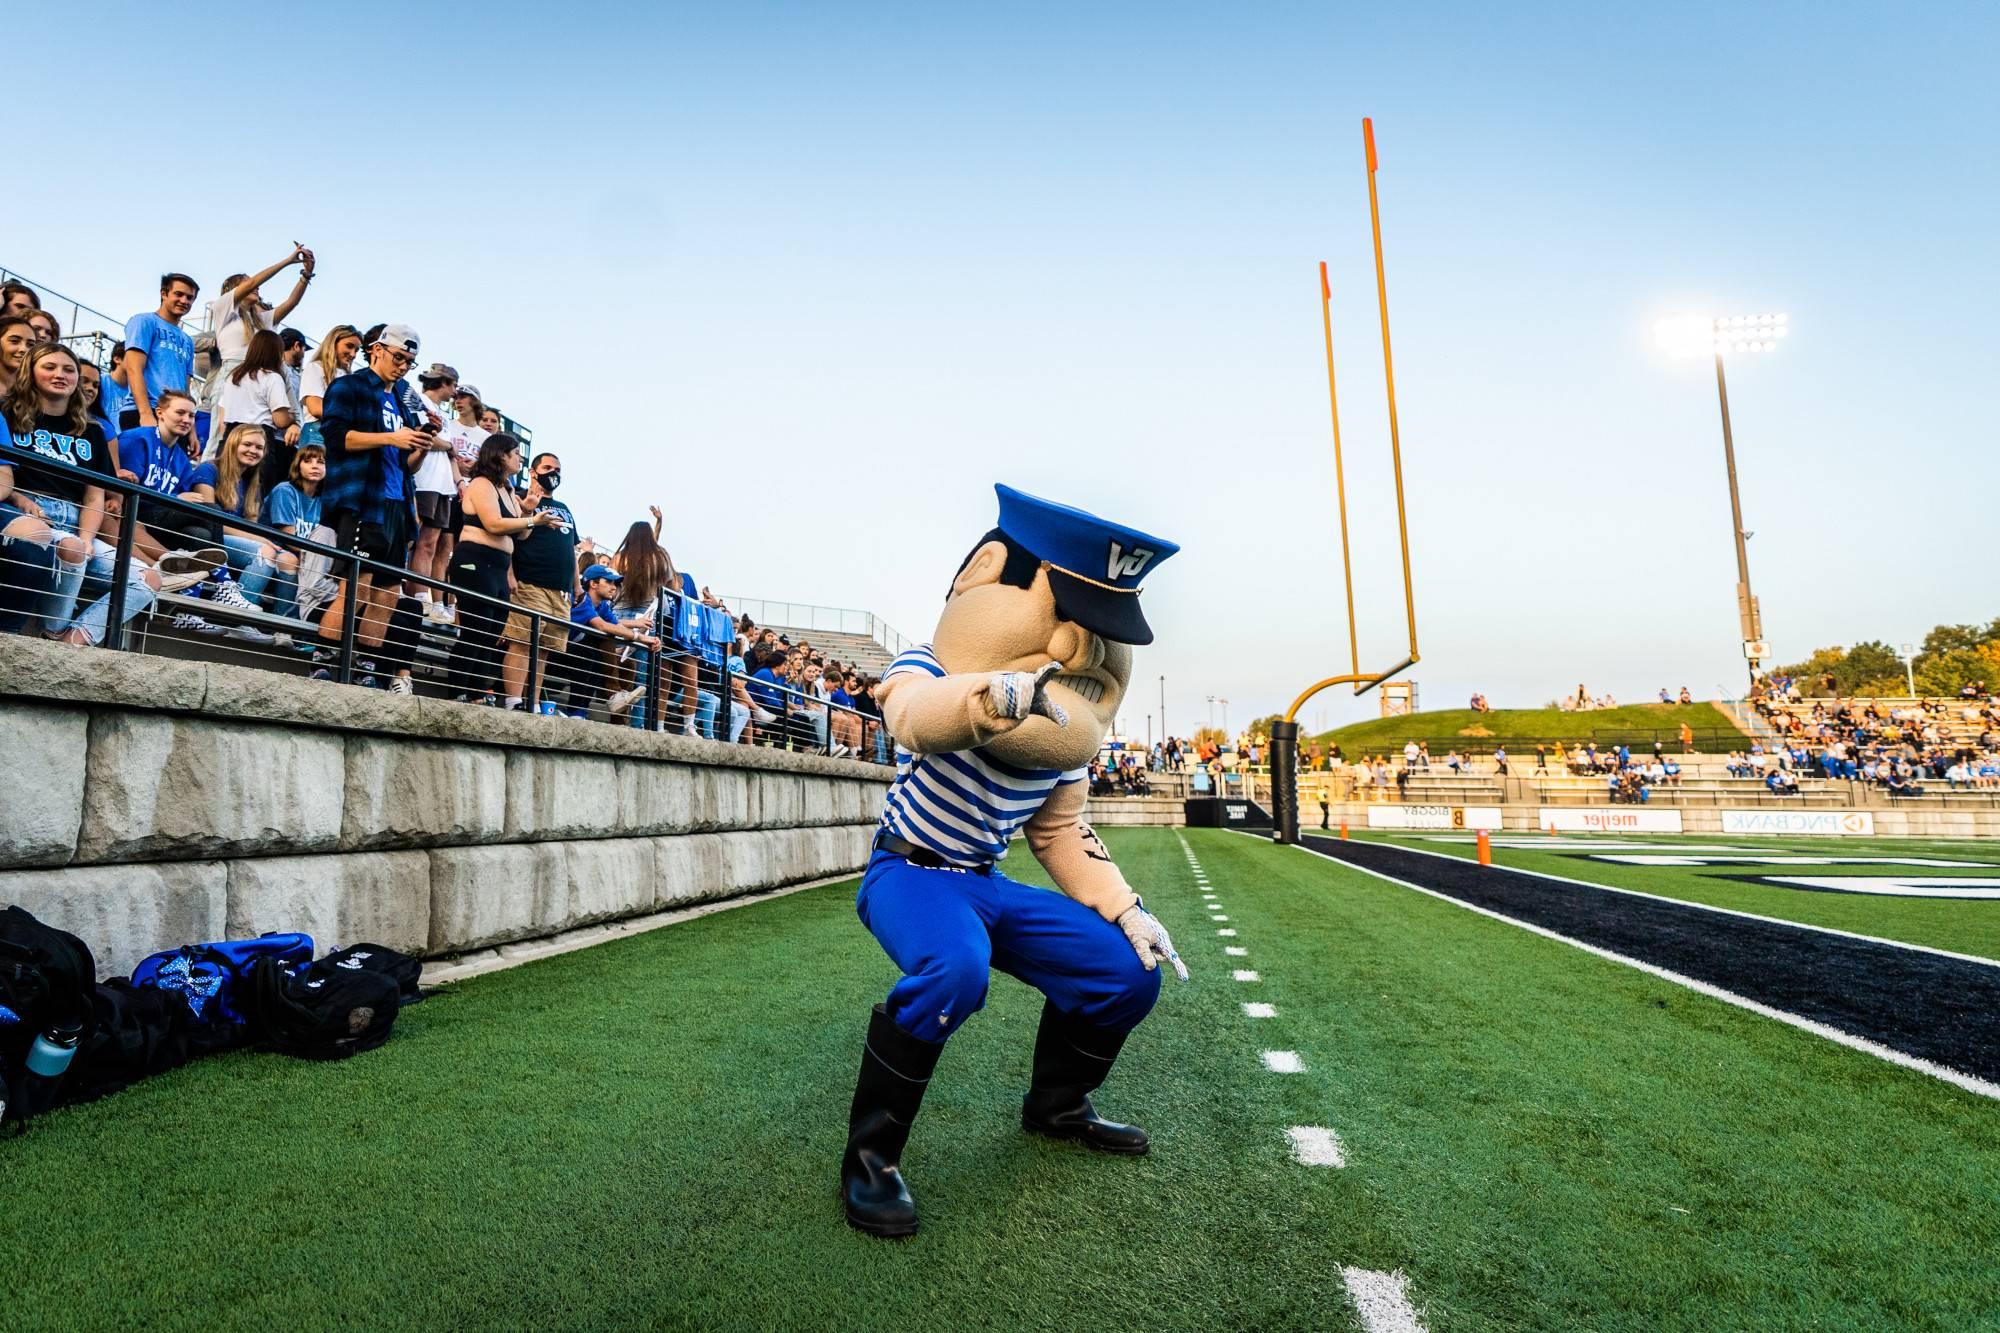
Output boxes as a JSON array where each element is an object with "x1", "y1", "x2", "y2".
[
  {"x1": 5, "y1": 829, "x2": 1998, "y2": 1330},
  {"x1": 1311, "y1": 702, "x2": 1745, "y2": 756},
  {"x1": 1356, "y1": 829, "x2": 2000, "y2": 961}
]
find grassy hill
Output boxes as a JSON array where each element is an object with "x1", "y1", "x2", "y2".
[{"x1": 1309, "y1": 702, "x2": 1748, "y2": 756}]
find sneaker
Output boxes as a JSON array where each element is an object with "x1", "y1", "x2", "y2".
[
  {"x1": 171, "y1": 612, "x2": 219, "y2": 634},
  {"x1": 388, "y1": 676, "x2": 414, "y2": 696},
  {"x1": 204, "y1": 577, "x2": 260, "y2": 613},
  {"x1": 157, "y1": 547, "x2": 226, "y2": 591},
  {"x1": 224, "y1": 625, "x2": 278, "y2": 646},
  {"x1": 607, "y1": 687, "x2": 645, "y2": 714},
  {"x1": 477, "y1": 693, "x2": 499, "y2": 708},
  {"x1": 308, "y1": 668, "x2": 333, "y2": 682},
  {"x1": 424, "y1": 601, "x2": 454, "y2": 625}
]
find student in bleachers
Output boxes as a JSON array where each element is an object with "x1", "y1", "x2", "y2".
[
  {"x1": 298, "y1": 324, "x2": 359, "y2": 450},
  {"x1": 261, "y1": 445, "x2": 328, "y2": 619},
  {"x1": 185, "y1": 425, "x2": 275, "y2": 615},
  {"x1": 122, "y1": 274, "x2": 200, "y2": 431},
  {"x1": 0, "y1": 418, "x2": 63, "y2": 633},
  {"x1": 2, "y1": 342, "x2": 160, "y2": 646}
]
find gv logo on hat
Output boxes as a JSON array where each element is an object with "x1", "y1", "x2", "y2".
[{"x1": 1106, "y1": 542, "x2": 1156, "y2": 581}]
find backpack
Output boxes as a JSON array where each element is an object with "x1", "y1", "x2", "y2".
[
  {"x1": 130, "y1": 933, "x2": 315, "y2": 1030},
  {"x1": 0, "y1": 907, "x2": 98, "y2": 1133},
  {"x1": 243, "y1": 944, "x2": 421, "y2": 1061},
  {"x1": 0, "y1": 906, "x2": 96, "y2": 1044}
]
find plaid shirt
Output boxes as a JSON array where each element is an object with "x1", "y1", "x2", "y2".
[{"x1": 319, "y1": 368, "x2": 418, "y2": 528}]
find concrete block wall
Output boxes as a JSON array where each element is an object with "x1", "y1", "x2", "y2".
[{"x1": 0, "y1": 637, "x2": 888, "y2": 975}]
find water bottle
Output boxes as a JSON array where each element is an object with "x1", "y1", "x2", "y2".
[{"x1": 22, "y1": 1018, "x2": 82, "y2": 1118}]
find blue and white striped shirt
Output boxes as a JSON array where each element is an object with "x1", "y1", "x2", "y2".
[{"x1": 877, "y1": 644, "x2": 1084, "y2": 864}]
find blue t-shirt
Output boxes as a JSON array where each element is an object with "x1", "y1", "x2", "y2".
[
  {"x1": 266, "y1": 482, "x2": 322, "y2": 533},
  {"x1": 101, "y1": 373, "x2": 130, "y2": 424},
  {"x1": 748, "y1": 667, "x2": 786, "y2": 711},
  {"x1": 115, "y1": 427, "x2": 199, "y2": 498},
  {"x1": 569, "y1": 593, "x2": 617, "y2": 646},
  {"x1": 187, "y1": 461, "x2": 251, "y2": 518},
  {"x1": 122, "y1": 312, "x2": 196, "y2": 410}
]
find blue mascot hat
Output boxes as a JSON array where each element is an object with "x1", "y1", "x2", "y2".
[{"x1": 994, "y1": 484, "x2": 1179, "y2": 646}]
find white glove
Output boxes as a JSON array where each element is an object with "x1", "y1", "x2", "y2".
[
  {"x1": 1116, "y1": 899, "x2": 1188, "y2": 981},
  {"x1": 986, "y1": 661, "x2": 1069, "y2": 727}
]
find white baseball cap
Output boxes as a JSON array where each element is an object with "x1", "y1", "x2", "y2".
[{"x1": 374, "y1": 324, "x2": 421, "y2": 358}]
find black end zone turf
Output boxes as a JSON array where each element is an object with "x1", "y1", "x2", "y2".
[{"x1": 1300, "y1": 835, "x2": 2000, "y2": 1088}]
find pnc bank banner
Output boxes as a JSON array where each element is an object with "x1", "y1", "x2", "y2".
[
  {"x1": 1368, "y1": 805, "x2": 1505, "y2": 831},
  {"x1": 1720, "y1": 809, "x2": 1876, "y2": 837},
  {"x1": 1538, "y1": 807, "x2": 1684, "y2": 833}
]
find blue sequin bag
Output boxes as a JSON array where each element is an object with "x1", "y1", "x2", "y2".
[{"x1": 130, "y1": 933, "x2": 315, "y2": 1027}]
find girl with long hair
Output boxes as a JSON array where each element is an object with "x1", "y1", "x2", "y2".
[
  {"x1": 202, "y1": 246, "x2": 313, "y2": 422},
  {"x1": 0, "y1": 342, "x2": 159, "y2": 645},
  {"x1": 446, "y1": 433, "x2": 555, "y2": 702},
  {"x1": 610, "y1": 517, "x2": 695, "y2": 731},
  {"x1": 298, "y1": 323, "x2": 359, "y2": 451},
  {"x1": 185, "y1": 425, "x2": 281, "y2": 614},
  {"x1": 214, "y1": 329, "x2": 297, "y2": 484}
]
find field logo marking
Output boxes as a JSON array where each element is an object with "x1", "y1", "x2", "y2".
[{"x1": 1760, "y1": 876, "x2": 2000, "y2": 900}]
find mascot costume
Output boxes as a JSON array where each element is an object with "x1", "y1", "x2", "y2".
[{"x1": 840, "y1": 484, "x2": 1185, "y2": 1237}]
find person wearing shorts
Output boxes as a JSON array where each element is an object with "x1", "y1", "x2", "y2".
[
  {"x1": 499, "y1": 451, "x2": 577, "y2": 711},
  {"x1": 316, "y1": 323, "x2": 428, "y2": 693}
]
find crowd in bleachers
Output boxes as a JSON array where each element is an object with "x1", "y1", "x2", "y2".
[
  {"x1": 1746, "y1": 689, "x2": 2000, "y2": 796},
  {"x1": 0, "y1": 259, "x2": 883, "y2": 756}
]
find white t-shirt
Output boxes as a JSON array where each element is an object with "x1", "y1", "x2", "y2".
[
  {"x1": 299, "y1": 362, "x2": 340, "y2": 420},
  {"x1": 441, "y1": 421, "x2": 490, "y2": 476},
  {"x1": 208, "y1": 294, "x2": 273, "y2": 364},
  {"x1": 218, "y1": 369, "x2": 292, "y2": 427}
]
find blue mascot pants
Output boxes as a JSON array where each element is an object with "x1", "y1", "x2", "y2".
[{"x1": 856, "y1": 850, "x2": 1161, "y2": 1043}]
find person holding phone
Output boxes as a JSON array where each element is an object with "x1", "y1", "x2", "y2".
[{"x1": 497, "y1": 451, "x2": 577, "y2": 711}]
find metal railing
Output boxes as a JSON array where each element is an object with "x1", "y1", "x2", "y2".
[
  {"x1": 723, "y1": 595, "x2": 914, "y2": 660},
  {"x1": 0, "y1": 440, "x2": 887, "y2": 761}
]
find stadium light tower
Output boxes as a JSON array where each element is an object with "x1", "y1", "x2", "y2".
[{"x1": 1653, "y1": 311, "x2": 1789, "y2": 681}]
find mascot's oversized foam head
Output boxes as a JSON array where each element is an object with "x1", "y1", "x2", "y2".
[{"x1": 934, "y1": 485, "x2": 1180, "y2": 771}]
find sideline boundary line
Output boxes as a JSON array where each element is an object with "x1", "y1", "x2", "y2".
[{"x1": 1241, "y1": 831, "x2": 2000, "y2": 1102}]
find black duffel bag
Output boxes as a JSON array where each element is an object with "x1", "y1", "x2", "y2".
[{"x1": 242, "y1": 945, "x2": 422, "y2": 1060}]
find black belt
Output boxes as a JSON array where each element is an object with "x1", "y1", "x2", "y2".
[{"x1": 873, "y1": 832, "x2": 993, "y2": 875}]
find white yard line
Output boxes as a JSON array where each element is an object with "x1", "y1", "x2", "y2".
[
  {"x1": 1286, "y1": 1125, "x2": 1346, "y2": 1167},
  {"x1": 1342, "y1": 1268, "x2": 1427, "y2": 1333}
]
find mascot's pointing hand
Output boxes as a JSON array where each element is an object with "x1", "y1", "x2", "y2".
[
  {"x1": 986, "y1": 661, "x2": 1069, "y2": 728},
  {"x1": 1115, "y1": 899, "x2": 1189, "y2": 981}
]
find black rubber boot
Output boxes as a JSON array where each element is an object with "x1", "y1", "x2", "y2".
[
  {"x1": 1021, "y1": 1000, "x2": 1149, "y2": 1155},
  {"x1": 841, "y1": 1004, "x2": 945, "y2": 1238}
]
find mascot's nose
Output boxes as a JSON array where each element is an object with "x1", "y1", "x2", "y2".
[{"x1": 1048, "y1": 622, "x2": 1103, "y2": 674}]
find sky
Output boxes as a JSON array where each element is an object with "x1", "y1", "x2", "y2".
[{"x1": 13, "y1": 3, "x2": 1997, "y2": 739}]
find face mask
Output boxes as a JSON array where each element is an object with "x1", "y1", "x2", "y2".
[{"x1": 538, "y1": 470, "x2": 561, "y2": 494}]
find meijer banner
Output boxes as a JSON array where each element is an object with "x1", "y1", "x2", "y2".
[
  {"x1": 1538, "y1": 808, "x2": 1684, "y2": 833},
  {"x1": 1720, "y1": 810, "x2": 1875, "y2": 837}
]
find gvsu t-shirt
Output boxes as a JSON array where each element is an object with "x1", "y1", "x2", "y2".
[
  {"x1": 10, "y1": 414, "x2": 114, "y2": 507},
  {"x1": 114, "y1": 426, "x2": 200, "y2": 498},
  {"x1": 510, "y1": 496, "x2": 576, "y2": 592},
  {"x1": 122, "y1": 313, "x2": 196, "y2": 411}
]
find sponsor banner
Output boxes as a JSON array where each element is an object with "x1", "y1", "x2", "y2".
[
  {"x1": 1368, "y1": 805, "x2": 1506, "y2": 831},
  {"x1": 1721, "y1": 809, "x2": 1875, "y2": 837},
  {"x1": 1538, "y1": 807, "x2": 1684, "y2": 833}
]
